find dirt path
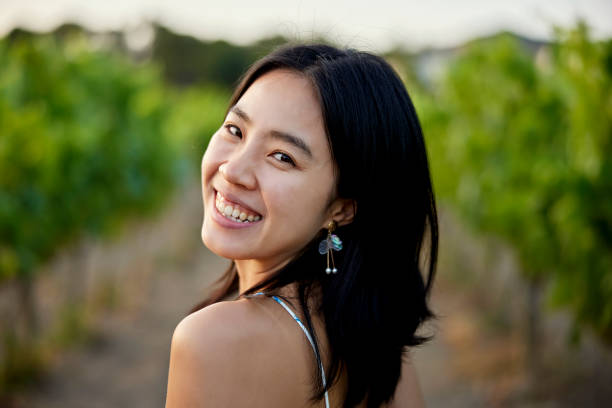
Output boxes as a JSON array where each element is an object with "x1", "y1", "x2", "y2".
[
  {"x1": 18, "y1": 244, "x2": 226, "y2": 408},
  {"x1": 411, "y1": 284, "x2": 490, "y2": 408},
  {"x1": 13, "y1": 191, "x2": 490, "y2": 407},
  {"x1": 17, "y1": 250, "x2": 488, "y2": 407}
]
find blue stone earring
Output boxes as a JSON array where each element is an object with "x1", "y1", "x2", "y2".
[{"x1": 318, "y1": 220, "x2": 343, "y2": 274}]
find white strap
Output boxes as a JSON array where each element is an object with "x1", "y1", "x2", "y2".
[{"x1": 252, "y1": 292, "x2": 331, "y2": 408}]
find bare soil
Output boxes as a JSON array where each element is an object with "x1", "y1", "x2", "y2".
[{"x1": 9, "y1": 189, "x2": 612, "y2": 407}]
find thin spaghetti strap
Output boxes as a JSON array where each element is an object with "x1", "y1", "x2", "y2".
[
  {"x1": 247, "y1": 291, "x2": 331, "y2": 408},
  {"x1": 270, "y1": 295, "x2": 331, "y2": 408}
]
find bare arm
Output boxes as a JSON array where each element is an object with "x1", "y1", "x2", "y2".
[
  {"x1": 165, "y1": 303, "x2": 255, "y2": 408},
  {"x1": 165, "y1": 309, "x2": 230, "y2": 408},
  {"x1": 164, "y1": 301, "x2": 285, "y2": 408}
]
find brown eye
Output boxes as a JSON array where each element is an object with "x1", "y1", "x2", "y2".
[
  {"x1": 224, "y1": 124, "x2": 242, "y2": 138},
  {"x1": 272, "y1": 152, "x2": 296, "y2": 166},
  {"x1": 222, "y1": 123, "x2": 296, "y2": 167}
]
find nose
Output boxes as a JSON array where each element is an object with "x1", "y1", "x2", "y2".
[{"x1": 219, "y1": 152, "x2": 257, "y2": 190}]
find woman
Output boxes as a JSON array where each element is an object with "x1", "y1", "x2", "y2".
[{"x1": 165, "y1": 43, "x2": 438, "y2": 408}]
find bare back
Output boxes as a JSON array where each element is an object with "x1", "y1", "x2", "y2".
[
  {"x1": 166, "y1": 285, "x2": 423, "y2": 407},
  {"x1": 240, "y1": 287, "x2": 425, "y2": 407},
  {"x1": 239, "y1": 290, "x2": 354, "y2": 408}
]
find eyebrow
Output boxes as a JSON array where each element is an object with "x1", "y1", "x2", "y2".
[{"x1": 229, "y1": 105, "x2": 314, "y2": 160}]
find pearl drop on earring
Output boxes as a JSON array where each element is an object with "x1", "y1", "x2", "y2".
[{"x1": 319, "y1": 220, "x2": 342, "y2": 275}]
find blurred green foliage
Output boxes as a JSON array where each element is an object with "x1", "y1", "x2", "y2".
[
  {"x1": 152, "y1": 25, "x2": 288, "y2": 87},
  {"x1": 1, "y1": 18, "x2": 611, "y2": 361},
  {"x1": 164, "y1": 85, "x2": 230, "y2": 164},
  {"x1": 417, "y1": 21, "x2": 612, "y2": 342},
  {"x1": 0, "y1": 32, "x2": 228, "y2": 284}
]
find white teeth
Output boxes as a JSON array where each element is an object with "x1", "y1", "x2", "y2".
[
  {"x1": 215, "y1": 191, "x2": 262, "y2": 223},
  {"x1": 215, "y1": 192, "x2": 261, "y2": 223}
]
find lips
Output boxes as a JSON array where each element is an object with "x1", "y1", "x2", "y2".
[{"x1": 214, "y1": 188, "x2": 262, "y2": 217}]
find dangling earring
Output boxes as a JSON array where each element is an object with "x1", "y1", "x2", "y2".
[{"x1": 318, "y1": 220, "x2": 343, "y2": 274}]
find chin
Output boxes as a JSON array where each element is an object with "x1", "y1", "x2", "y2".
[
  {"x1": 201, "y1": 227, "x2": 243, "y2": 260},
  {"x1": 200, "y1": 225, "x2": 208, "y2": 247},
  {"x1": 200, "y1": 220, "x2": 217, "y2": 253},
  {"x1": 204, "y1": 245, "x2": 245, "y2": 261}
]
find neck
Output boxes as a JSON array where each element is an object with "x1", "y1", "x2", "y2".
[{"x1": 235, "y1": 257, "x2": 293, "y2": 294}]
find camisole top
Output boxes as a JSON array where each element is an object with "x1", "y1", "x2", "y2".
[{"x1": 248, "y1": 291, "x2": 330, "y2": 408}]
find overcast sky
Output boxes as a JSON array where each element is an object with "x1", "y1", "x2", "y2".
[{"x1": 1, "y1": 0, "x2": 610, "y2": 52}]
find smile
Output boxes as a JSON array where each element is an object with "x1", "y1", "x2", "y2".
[{"x1": 215, "y1": 190, "x2": 262, "y2": 224}]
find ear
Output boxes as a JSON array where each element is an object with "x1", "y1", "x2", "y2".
[{"x1": 325, "y1": 197, "x2": 357, "y2": 228}]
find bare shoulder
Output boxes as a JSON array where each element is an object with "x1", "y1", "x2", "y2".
[
  {"x1": 384, "y1": 351, "x2": 426, "y2": 408},
  {"x1": 165, "y1": 299, "x2": 284, "y2": 408},
  {"x1": 170, "y1": 299, "x2": 264, "y2": 348}
]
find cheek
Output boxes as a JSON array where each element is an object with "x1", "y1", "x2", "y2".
[
  {"x1": 201, "y1": 132, "x2": 224, "y2": 175},
  {"x1": 267, "y1": 178, "x2": 328, "y2": 225}
]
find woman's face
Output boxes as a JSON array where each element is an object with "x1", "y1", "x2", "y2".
[{"x1": 201, "y1": 69, "x2": 340, "y2": 266}]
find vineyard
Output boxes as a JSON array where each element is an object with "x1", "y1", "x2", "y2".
[
  {"x1": 0, "y1": 31, "x2": 228, "y2": 401},
  {"x1": 416, "y1": 22, "x2": 612, "y2": 346},
  {"x1": 1, "y1": 21, "x2": 611, "y2": 406}
]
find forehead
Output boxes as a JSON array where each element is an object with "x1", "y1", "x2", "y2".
[{"x1": 231, "y1": 69, "x2": 329, "y2": 159}]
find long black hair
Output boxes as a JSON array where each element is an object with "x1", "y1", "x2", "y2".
[{"x1": 189, "y1": 42, "x2": 439, "y2": 408}]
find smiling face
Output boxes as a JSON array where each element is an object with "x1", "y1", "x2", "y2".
[{"x1": 201, "y1": 69, "x2": 346, "y2": 270}]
